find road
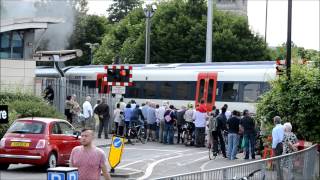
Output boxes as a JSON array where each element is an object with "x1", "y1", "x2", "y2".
[{"x1": 0, "y1": 142, "x2": 256, "y2": 180}]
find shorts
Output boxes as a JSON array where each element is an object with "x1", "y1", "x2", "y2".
[{"x1": 147, "y1": 123, "x2": 157, "y2": 130}]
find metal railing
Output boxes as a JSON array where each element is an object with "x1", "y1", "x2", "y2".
[{"x1": 154, "y1": 144, "x2": 319, "y2": 180}]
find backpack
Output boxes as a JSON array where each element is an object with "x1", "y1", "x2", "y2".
[
  {"x1": 209, "y1": 116, "x2": 218, "y2": 132},
  {"x1": 164, "y1": 110, "x2": 173, "y2": 122}
]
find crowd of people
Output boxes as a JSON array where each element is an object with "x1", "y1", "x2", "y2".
[{"x1": 63, "y1": 95, "x2": 300, "y2": 160}]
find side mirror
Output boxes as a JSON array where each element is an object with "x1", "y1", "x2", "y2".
[{"x1": 73, "y1": 131, "x2": 81, "y2": 138}]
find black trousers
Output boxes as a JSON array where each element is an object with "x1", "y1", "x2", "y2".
[
  {"x1": 98, "y1": 117, "x2": 109, "y2": 138},
  {"x1": 177, "y1": 124, "x2": 183, "y2": 143},
  {"x1": 195, "y1": 127, "x2": 205, "y2": 147},
  {"x1": 212, "y1": 130, "x2": 226, "y2": 156}
]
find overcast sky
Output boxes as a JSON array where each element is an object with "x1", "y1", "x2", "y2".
[{"x1": 87, "y1": 0, "x2": 320, "y2": 50}]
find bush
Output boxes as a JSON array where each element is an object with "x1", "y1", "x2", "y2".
[
  {"x1": 0, "y1": 92, "x2": 63, "y2": 138},
  {"x1": 256, "y1": 64, "x2": 320, "y2": 143}
]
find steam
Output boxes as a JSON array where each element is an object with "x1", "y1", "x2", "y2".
[{"x1": 1, "y1": 0, "x2": 77, "y2": 50}]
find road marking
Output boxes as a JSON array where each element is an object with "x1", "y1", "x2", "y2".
[
  {"x1": 136, "y1": 153, "x2": 183, "y2": 180},
  {"x1": 177, "y1": 156, "x2": 208, "y2": 166},
  {"x1": 118, "y1": 160, "x2": 145, "y2": 168},
  {"x1": 200, "y1": 160, "x2": 212, "y2": 171},
  {"x1": 124, "y1": 148, "x2": 186, "y2": 152}
]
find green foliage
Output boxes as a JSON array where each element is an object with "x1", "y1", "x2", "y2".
[
  {"x1": 0, "y1": 92, "x2": 63, "y2": 138},
  {"x1": 270, "y1": 43, "x2": 320, "y2": 63},
  {"x1": 95, "y1": 0, "x2": 271, "y2": 64},
  {"x1": 107, "y1": 0, "x2": 142, "y2": 23},
  {"x1": 67, "y1": 14, "x2": 109, "y2": 65},
  {"x1": 256, "y1": 65, "x2": 320, "y2": 143}
]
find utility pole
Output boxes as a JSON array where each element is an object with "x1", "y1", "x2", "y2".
[
  {"x1": 143, "y1": 4, "x2": 157, "y2": 64},
  {"x1": 85, "y1": 43, "x2": 99, "y2": 65},
  {"x1": 286, "y1": 0, "x2": 292, "y2": 80},
  {"x1": 206, "y1": 0, "x2": 213, "y2": 63},
  {"x1": 265, "y1": 0, "x2": 268, "y2": 43}
]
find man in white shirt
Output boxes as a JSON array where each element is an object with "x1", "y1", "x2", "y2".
[
  {"x1": 272, "y1": 116, "x2": 284, "y2": 156},
  {"x1": 82, "y1": 96, "x2": 93, "y2": 129}
]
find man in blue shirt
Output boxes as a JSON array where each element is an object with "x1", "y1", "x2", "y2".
[{"x1": 272, "y1": 116, "x2": 284, "y2": 156}]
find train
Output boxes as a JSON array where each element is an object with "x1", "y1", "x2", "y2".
[{"x1": 35, "y1": 61, "x2": 277, "y2": 113}]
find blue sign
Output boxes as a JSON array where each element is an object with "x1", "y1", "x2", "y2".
[
  {"x1": 67, "y1": 171, "x2": 78, "y2": 180},
  {"x1": 47, "y1": 167, "x2": 78, "y2": 180},
  {"x1": 113, "y1": 137, "x2": 122, "y2": 148},
  {"x1": 48, "y1": 172, "x2": 65, "y2": 180}
]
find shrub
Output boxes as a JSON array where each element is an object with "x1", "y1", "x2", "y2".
[
  {"x1": 256, "y1": 64, "x2": 320, "y2": 143},
  {"x1": 0, "y1": 92, "x2": 63, "y2": 138}
]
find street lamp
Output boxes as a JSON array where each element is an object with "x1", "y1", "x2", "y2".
[
  {"x1": 143, "y1": 3, "x2": 157, "y2": 64},
  {"x1": 85, "y1": 42, "x2": 99, "y2": 64}
]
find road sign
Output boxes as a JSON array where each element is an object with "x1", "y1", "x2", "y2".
[
  {"x1": 112, "y1": 86, "x2": 126, "y2": 94},
  {"x1": 108, "y1": 136, "x2": 125, "y2": 171},
  {"x1": 0, "y1": 105, "x2": 8, "y2": 124},
  {"x1": 47, "y1": 167, "x2": 78, "y2": 180}
]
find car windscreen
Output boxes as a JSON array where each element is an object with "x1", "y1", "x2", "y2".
[{"x1": 8, "y1": 121, "x2": 45, "y2": 134}]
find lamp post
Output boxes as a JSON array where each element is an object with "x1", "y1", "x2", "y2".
[
  {"x1": 85, "y1": 43, "x2": 99, "y2": 64},
  {"x1": 143, "y1": 4, "x2": 157, "y2": 64},
  {"x1": 286, "y1": 0, "x2": 292, "y2": 80},
  {"x1": 206, "y1": 0, "x2": 214, "y2": 63}
]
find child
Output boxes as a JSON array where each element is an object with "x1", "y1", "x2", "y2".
[{"x1": 118, "y1": 111, "x2": 125, "y2": 136}]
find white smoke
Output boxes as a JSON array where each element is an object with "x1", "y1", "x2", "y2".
[{"x1": 1, "y1": 0, "x2": 77, "y2": 50}]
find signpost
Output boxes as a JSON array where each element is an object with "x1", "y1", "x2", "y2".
[
  {"x1": 108, "y1": 136, "x2": 125, "y2": 173},
  {"x1": 0, "y1": 105, "x2": 8, "y2": 124}
]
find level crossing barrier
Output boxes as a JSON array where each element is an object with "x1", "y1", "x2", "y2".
[{"x1": 154, "y1": 144, "x2": 319, "y2": 180}]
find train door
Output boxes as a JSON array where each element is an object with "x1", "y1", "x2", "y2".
[{"x1": 195, "y1": 72, "x2": 217, "y2": 111}]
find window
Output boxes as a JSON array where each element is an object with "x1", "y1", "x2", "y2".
[
  {"x1": 221, "y1": 82, "x2": 239, "y2": 101},
  {"x1": 198, "y1": 79, "x2": 205, "y2": 102},
  {"x1": 125, "y1": 82, "x2": 142, "y2": 98},
  {"x1": 160, "y1": 82, "x2": 174, "y2": 99},
  {"x1": 142, "y1": 82, "x2": 158, "y2": 99},
  {"x1": 207, "y1": 79, "x2": 215, "y2": 103},
  {"x1": 0, "y1": 31, "x2": 24, "y2": 59},
  {"x1": 8, "y1": 121, "x2": 45, "y2": 134},
  {"x1": 58, "y1": 122, "x2": 74, "y2": 135},
  {"x1": 52, "y1": 123, "x2": 61, "y2": 134},
  {"x1": 176, "y1": 82, "x2": 196, "y2": 100},
  {"x1": 243, "y1": 83, "x2": 260, "y2": 102}
]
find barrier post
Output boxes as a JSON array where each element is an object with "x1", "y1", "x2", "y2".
[{"x1": 47, "y1": 167, "x2": 78, "y2": 180}]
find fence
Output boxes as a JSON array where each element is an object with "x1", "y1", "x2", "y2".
[
  {"x1": 154, "y1": 144, "x2": 319, "y2": 180},
  {"x1": 38, "y1": 77, "x2": 117, "y2": 131}
]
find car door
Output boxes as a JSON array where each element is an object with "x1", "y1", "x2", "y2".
[{"x1": 57, "y1": 122, "x2": 79, "y2": 163}]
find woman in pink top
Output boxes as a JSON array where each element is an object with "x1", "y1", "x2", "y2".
[{"x1": 70, "y1": 129, "x2": 111, "y2": 180}]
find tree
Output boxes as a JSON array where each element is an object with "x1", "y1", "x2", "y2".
[
  {"x1": 107, "y1": 0, "x2": 142, "y2": 23},
  {"x1": 256, "y1": 64, "x2": 320, "y2": 143},
  {"x1": 67, "y1": 15, "x2": 109, "y2": 65},
  {"x1": 95, "y1": 0, "x2": 271, "y2": 64}
]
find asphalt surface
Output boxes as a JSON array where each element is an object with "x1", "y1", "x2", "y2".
[{"x1": 0, "y1": 141, "x2": 258, "y2": 180}]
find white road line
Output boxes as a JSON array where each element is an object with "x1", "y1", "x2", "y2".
[
  {"x1": 124, "y1": 148, "x2": 187, "y2": 152},
  {"x1": 136, "y1": 154, "x2": 183, "y2": 180},
  {"x1": 177, "y1": 156, "x2": 208, "y2": 166},
  {"x1": 118, "y1": 160, "x2": 145, "y2": 168},
  {"x1": 200, "y1": 160, "x2": 212, "y2": 171}
]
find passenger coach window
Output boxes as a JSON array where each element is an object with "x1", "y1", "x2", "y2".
[
  {"x1": 160, "y1": 82, "x2": 173, "y2": 99},
  {"x1": 243, "y1": 83, "x2": 260, "y2": 102},
  {"x1": 176, "y1": 82, "x2": 195, "y2": 100},
  {"x1": 221, "y1": 82, "x2": 239, "y2": 101},
  {"x1": 143, "y1": 82, "x2": 158, "y2": 99}
]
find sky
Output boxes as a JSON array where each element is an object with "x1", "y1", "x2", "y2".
[{"x1": 87, "y1": 0, "x2": 320, "y2": 51}]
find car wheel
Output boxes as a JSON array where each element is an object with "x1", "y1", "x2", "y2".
[
  {"x1": 47, "y1": 153, "x2": 57, "y2": 169},
  {"x1": 0, "y1": 164, "x2": 9, "y2": 170}
]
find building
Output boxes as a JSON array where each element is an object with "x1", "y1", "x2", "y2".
[
  {"x1": 216, "y1": 0, "x2": 247, "y2": 16},
  {"x1": 0, "y1": 17, "x2": 61, "y2": 93}
]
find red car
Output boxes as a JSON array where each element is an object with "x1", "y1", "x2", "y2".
[{"x1": 0, "y1": 117, "x2": 81, "y2": 170}]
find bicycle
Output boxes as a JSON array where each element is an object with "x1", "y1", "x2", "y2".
[
  {"x1": 127, "y1": 122, "x2": 147, "y2": 144},
  {"x1": 231, "y1": 169, "x2": 264, "y2": 180}
]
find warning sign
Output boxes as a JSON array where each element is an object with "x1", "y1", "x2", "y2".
[{"x1": 108, "y1": 136, "x2": 125, "y2": 170}]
